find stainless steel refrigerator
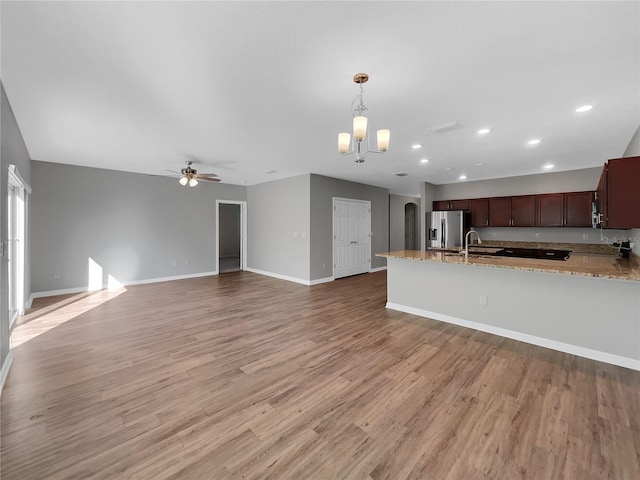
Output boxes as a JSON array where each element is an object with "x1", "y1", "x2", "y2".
[{"x1": 426, "y1": 210, "x2": 470, "y2": 249}]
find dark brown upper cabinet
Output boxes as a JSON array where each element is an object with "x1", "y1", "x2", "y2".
[
  {"x1": 511, "y1": 195, "x2": 536, "y2": 226},
  {"x1": 469, "y1": 198, "x2": 489, "y2": 227},
  {"x1": 489, "y1": 197, "x2": 512, "y2": 226},
  {"x1": 565, "y1": 191, "x2": 595, "y2": 227},
  {"x1": 450, "y1": 199, "x2": 470, "y2": 210},
  {"x1": 432, "y1": 199, "x2": 470, "y2": 211},
  {"x1": 537, "y1": 194, "x2": 564, "y2": 226},
  {"x1": 600, "y1": 156, "x2": 640, "y2": 228}
]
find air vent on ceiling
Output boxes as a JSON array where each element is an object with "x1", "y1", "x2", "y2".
[
  {"x1": 394, "y1": 172, "x2": 408, "y2": 177},
  {"x1": 428, "y1": 121, "x2": 462, "y2": 133}
]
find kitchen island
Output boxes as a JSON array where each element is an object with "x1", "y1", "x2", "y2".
[{"x1": 376, "y1": 249, "x2": 640, "y2": 370}]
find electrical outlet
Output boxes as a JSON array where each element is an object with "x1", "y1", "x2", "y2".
[
  {"x1": 184, "y1": 259, "x2": 190, "y2": 266},
  {"x1": 479, "y1": 295, "x2": 488, "y2": 306},
  {"x1": 171, "y1": 260, "x2": 177, "y2": 267},
  {"x1": 582, "y1": 233, "x2": 589, "y2": 240},
  {"x1": 535, "y1": 232, "x2": 540, "y2": 239},
  {"x1": 53, "y1": 271, "x2": 61, "y2": 279}
]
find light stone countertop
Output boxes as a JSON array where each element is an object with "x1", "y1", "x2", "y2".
[{"x1": 376, "y1": 249, "x2": 640, "y2": 282}]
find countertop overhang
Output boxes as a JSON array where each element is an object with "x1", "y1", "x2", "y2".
[{"x1": 376, "y1": 249, "x2": 640, "y2": 282}]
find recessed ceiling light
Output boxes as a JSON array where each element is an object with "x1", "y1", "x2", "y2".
[
  {"x1": 420, "y1": 158, "x2": 429, "y2": 164},
  {"x1": 458, "y1": 175, "x2": 467, "y2": 180},
  {"x1": 412, "y1": 144, "x2": 422, "y2": 149},
  {"x1": 527, "y1": 139, "x2": 541, "y2": 145},
  {"x1": 475, "y1": 162, "x2": 487, "y2": 166},
  {"x1": 543, "y1": 164, "x2": 555, "y2": 170},
  {"x1": 575, "y1": 105, "x2": 593, "y2": 113},
  {"x1": 477, "y1": 128, "x2": 491, "y2": 135}
]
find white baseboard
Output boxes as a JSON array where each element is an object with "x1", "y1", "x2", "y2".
[
  {"x1": 309, "y1": 276, "x2": 334, "y2": 285},
  {"x1": 0, "y1": 351, "x2": 14, "y2": 397},
  {"x1": 244, "y1": 267, "x2": 313, "y2": 286},
  {"x1": 124, "y1": 271, "x2": 218, "y2": 286},
  {"x1": 386, "y1": 302, "x2": 640, "y2": 371},
  {"x1": 30, "y1": 271, "x2": 218, "y2": 300},
  {"x1": 369, "y1": 266, "x2": 387, "y2": 273}
]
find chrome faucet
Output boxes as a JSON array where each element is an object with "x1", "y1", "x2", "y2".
[{"x1": 464, "y1": 230, "x2": 482, "y2": 262}]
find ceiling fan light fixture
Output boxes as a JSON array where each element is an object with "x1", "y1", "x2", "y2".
[
  {"x1": 188, "y1": 177, "x2": 198, "y2": 187},
  {"x1": 179, "y1": 176, "x2": 189, "y2": 186}
]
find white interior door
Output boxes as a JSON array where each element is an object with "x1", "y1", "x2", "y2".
[
  {"x1": 333, "y1": 198, "x2": 371, "y2": 279},
  {"x1": 7, "y1": 166, "x2": 28, "y2": 326}
]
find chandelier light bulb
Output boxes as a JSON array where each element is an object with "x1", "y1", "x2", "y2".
[
  {"x1": 377, "y1": 129, "x2": 390, "y2": 152},
  {"x1": 188, "y1": 177, "x2": 198, "y2": 187},
  {"x1": 179, "y1": 176, "x2": 189, "y2": 186},
  {"x1": 353, "y1": 116, "x2": 368, "y2": 141},
  {"x1": 338, "y1": 133, "x2": 351, "y2": 154}
]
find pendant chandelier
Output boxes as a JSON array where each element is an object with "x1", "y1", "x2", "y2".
[{"x1": 338, "y1": 73, "x2": 390, "y2": 163}]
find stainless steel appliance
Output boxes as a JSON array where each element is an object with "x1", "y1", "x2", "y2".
[{"x1": 426, "y1": 210, "x2": 470, "y2": 249}]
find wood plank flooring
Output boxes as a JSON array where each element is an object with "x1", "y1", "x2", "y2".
[{"x1": 1, "y1": 271, "x2": 639, "y2": 479}]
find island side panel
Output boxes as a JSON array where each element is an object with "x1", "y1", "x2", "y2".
[{"x1": 386, "y1": 257, "x2": 640, "y2": 369}]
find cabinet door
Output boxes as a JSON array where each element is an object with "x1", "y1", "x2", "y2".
[
  {"x1": 511, "y1": 195, "x2": 536, "y2": 226},
  {"x1": 489, "y1": 197, "x2": 511, "y2": 227},
  {"x1": 469, "y1": 198, "x2": 489, "y2": 227},
  {"x1": 565, "y1": 191, "x2": 594, "y2": 227},
  {"x1": 607, "y1": 156, "x2": 640, "y2": 228},
  {"x1": 450, "y1": 199, "x2": 469, "y2": 210},
  {"x1": 596, "y1": 164, "x2": 608, "y2": 227},
  {"x1": 537, "y1": 194, "x2": 564, "y2": 226},
  {"x1": 433, "y1": 200, "x2": 450, "y2": 211}
]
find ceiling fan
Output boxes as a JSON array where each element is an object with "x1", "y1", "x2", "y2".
[{"x1": 167, "y1": 160, "x2": 221, "y2": 187}]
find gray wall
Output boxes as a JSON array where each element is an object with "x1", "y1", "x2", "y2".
[
  {"x1": 1, "y1": 83, "x2": 32, "y2": 370},
  {"x1": 31, "y1": 161, "x2": 246, "y2": 293},
  {"x1": 622, "y1": 125, "x2": 640, "y2": 158},
  {"x1": 310, "y1": 173, "x2": 389, "y2": 280},
  {"x1": 219, "y1": 203, "x2": 241, "y2": 258},
  {"x1": 246, "y1": 174, "x2": 310, "y2": 281},
  {"x1": 389, "y1": 194, "x2": 420, "y2": 251}
]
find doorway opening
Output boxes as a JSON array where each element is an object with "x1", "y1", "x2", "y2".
[
  {"x1": 7, "y1": 165, "x2": 30, "y2": 328},
  {"x1": 404, "y1": 202, "x2": 418, "y2": 250},
  {"x1": 216, "y1": 200, "x2": 247, "y2": 274}
]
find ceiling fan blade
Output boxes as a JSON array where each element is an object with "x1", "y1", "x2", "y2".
[
  {"x1": 196, "y1": 172, "x2": 219, "y2": 177},
  {"x1": 165, "y1": 169, "x2": 182, "y2": 175},
  {"x1": 197, "y1": 177, "x2": 221, "y2": 182}
]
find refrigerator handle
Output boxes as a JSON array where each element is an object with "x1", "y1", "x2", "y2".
[{"x1": 441, "y1": 219, "x2": 446, "y2": 248}]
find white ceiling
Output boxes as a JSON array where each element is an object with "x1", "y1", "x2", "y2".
[{"x1": 2, "y1": 1, "x2": 639, "y2": 196}]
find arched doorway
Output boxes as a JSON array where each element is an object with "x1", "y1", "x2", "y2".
[{"x1": 404, "y1": 203, "x2": 418, "y2": 250}]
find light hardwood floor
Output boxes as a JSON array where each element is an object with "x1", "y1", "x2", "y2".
[{"x1": 1, "y1": 271, "x2": 639, "y2": 479}]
